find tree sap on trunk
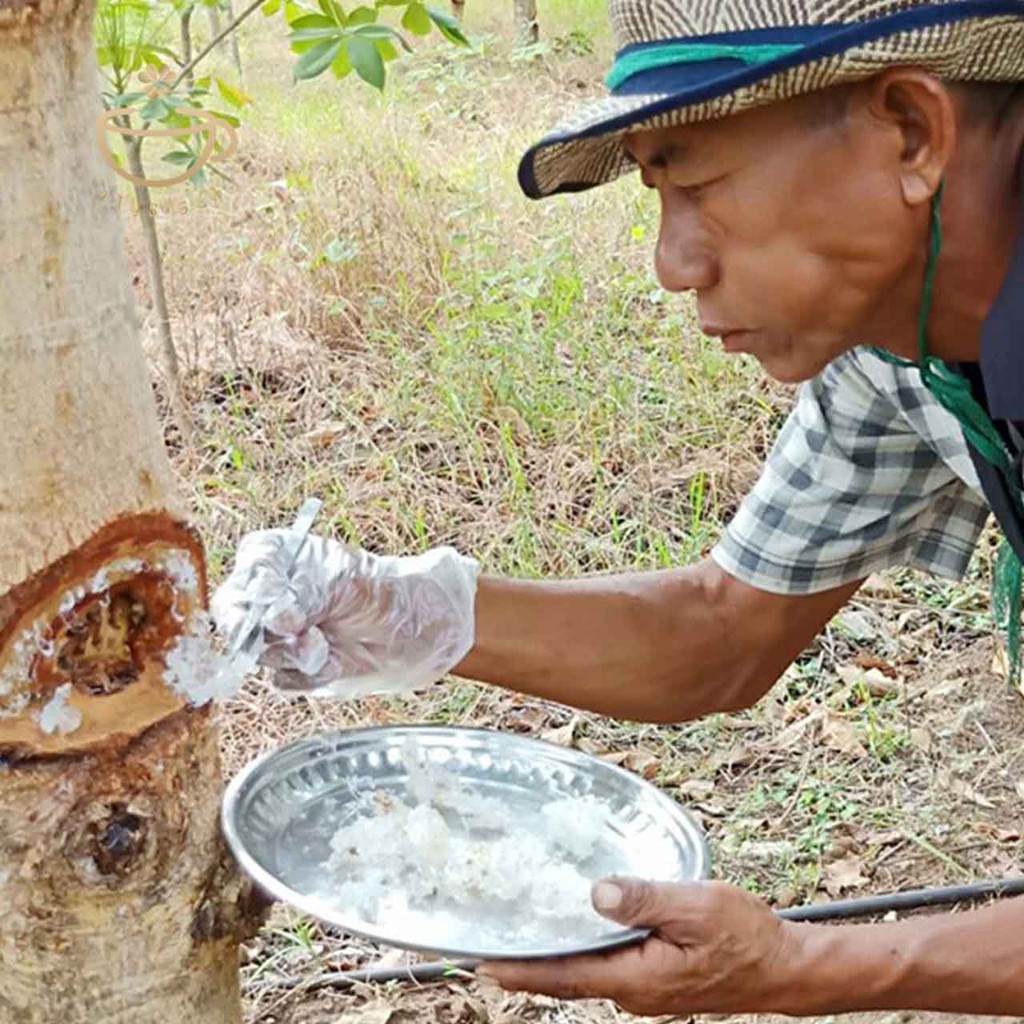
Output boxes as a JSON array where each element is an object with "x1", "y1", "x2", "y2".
[{"x1": 0, "y1": 0, "x2": 260, "y2": 1020}]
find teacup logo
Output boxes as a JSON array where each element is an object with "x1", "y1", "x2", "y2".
[{"x1": 96, "y1": 66, "x2": 238, "y2": 188}]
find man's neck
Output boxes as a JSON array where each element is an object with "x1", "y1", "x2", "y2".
[{"x1": 928, "y1": 106, "x2": 1024, "y2": 362}]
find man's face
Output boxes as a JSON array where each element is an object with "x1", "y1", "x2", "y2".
[{"x1": 626, "y1": 89, "x2": 929, "y2": 383}]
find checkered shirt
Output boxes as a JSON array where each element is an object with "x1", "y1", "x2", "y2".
[{"x1": 711, "y1": 347, "x2": 992, "y2": 594}]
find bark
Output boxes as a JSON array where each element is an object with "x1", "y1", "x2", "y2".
[
  {"x1": 0, "y1": 0, "x2": 259, "y2": 1020},
  {"x1": 180, "y1": 6, "x2": 195, "y2": 87},
  {"x1": 207, "y1": 2, "x2": 222, "y2": 47},
  {"x1": 225, "y1": 0, "x2": 243, "y2": 80},
  {"x1": 124, "y1": 137, "x2": 196, "y2": 449},
  {"x1": 513, "y1": 0, "x2": 537, "y2": 45}
]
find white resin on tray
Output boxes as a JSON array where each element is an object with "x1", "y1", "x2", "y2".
[{"x1": 320, "y1": 744, "x2": 615, "y2": 950}]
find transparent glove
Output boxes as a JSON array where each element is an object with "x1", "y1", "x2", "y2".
[{"x1": 210, "y1": 530, "x2": 479, "y2": 698}]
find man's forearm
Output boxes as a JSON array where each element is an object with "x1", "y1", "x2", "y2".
[
  {"x1": 778, "y1": 897, "x2": 1024, "y2": 1016},
  {"x1": 454, "y1": 559, "x2": 859, "y2": 722}
]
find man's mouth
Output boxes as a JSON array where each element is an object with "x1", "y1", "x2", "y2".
[{"x1": 720, "y1": 330, "x2": 755, "y2": 353}]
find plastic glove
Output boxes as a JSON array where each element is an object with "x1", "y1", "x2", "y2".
[{"x1": 210, "y1": 530, "x2": 479, "y2": 698}]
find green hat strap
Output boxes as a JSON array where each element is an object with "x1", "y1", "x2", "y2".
[{"x1": 872, "y1": 184, "x2": 1023, "y2": 685}]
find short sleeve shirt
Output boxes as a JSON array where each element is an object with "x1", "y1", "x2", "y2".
[{"x1": 711, "y1": 347, "x2": 991, "y2": 594}]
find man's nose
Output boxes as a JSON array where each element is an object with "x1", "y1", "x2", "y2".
[{"x1": 654, "y1": 193, "x2": 717, "y2": 293}]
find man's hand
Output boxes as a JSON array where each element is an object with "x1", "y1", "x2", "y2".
[{"x1": 479, "y1": 878, "x2": 802, "y2": 1016}]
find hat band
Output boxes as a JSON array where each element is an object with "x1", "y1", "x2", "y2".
[
  {"x1": 606, "y1": 0, "x2": 1024, "y2": 96},
  {"x1": 607, "y1": 42, "x2": 804, "y2": 91}
]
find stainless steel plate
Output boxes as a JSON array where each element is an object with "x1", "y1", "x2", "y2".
[{"x1": 222, "y1": 725, "x2": 710, "y2": 960}]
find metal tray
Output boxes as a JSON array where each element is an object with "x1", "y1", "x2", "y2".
[{"x1": 222, "y1": 725, "x2": 710, "y2": 960}]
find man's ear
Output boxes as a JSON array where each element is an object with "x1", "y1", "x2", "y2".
[{"x1": 864, "y1": 69, "x2": 957, "y2": 207}]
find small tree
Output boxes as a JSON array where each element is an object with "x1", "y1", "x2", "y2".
[{"x1": 94, "y1": 0, "x2": 468, "y2": 445}]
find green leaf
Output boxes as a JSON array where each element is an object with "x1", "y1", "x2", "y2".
[
  {"x1": 261, "y1": 0, "x2": 281, "y2": 15},
  {"x1": 426, "y1": 5, "x2": 468, "y2": 45},
  {"x1": 289, "y1": 15, "x2": 340, "y2": 51},
  {"x1": 163, "y1": 150, "x2": 195, "y2": 166},
  {"x1": 330, "y1": 47, "x2": 352, "y2": 78},
  {"x1": 289, "y1": 12, "x2": 335, "y2": 28},
  {"x1": 377, "y1": 38, "x2": 398, "y2": 60},
  {"x1": 216, "y1": 77, "x2": 253, "y2": 108},
  {"x1": 284, "y1": 0, "x2": 304, "y2": 19},
  {"x1": 292, "y1": 38, "x2": 342, "y2": 80},
  {"x1": 316, "y1": 0, "x2": 344, "y2": 22},
  {"x1": 194, "y1": 75, "x2": 212, "y2": 89},
  {"x1": 139, "y1": 97, "x2": 171, "y2": 120},
  {"x1": 345, "y1": 34, "x2": 385, "y2": 88},
  {"x1": 345, "y1": 4, "x2": 374, "y2": 23},
  {"x1": 209, "y1": 109, "x2": 241, "y2": 127},
  {"x1": 401, "y1": 1, "x2": 431, "y2": 36},
  {"x1": 289, "y1": 26, "x2": 343, "y2": 42}
]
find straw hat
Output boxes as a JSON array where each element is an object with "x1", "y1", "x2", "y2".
[{"x1": 518, "y1": 0, "x2": 1024, "y2": 199}]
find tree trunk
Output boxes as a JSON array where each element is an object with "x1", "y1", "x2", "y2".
[
  {"x1": 207, "y1": 3, "x2": 223, "y2": 47},
  {"x1": 513, "y1": 0, "x2": 537, "y2": 45},
  {"x1": 124, "y1": 137, "x2": 196, "y2": 449},
  {"x1": 180, "y1": 6, "x2": 195, "y2": 87},
  {"x1": 0, "y1": 1, "x2": 259, "y2": 1021},
  {"x1": 225, "y1": 0, "x2": 244, "y2": 79}
]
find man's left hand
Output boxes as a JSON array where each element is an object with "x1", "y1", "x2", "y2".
[{"x1": 478, "y1": 878, "x2": 803, "y2": 1017}]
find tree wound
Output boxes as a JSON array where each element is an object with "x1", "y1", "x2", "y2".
[{"x1": 0, "y1": 514, "x2": 206, "y2": 757}]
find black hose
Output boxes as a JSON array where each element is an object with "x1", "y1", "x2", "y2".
[
  {"x1": 777, "y1": 875, "x2": 1024, "y2": 922},
  {"x1": 249, "y1": 875, "x2": 1024, "y2": 994}
]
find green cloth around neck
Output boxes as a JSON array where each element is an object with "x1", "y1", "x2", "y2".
[
  {"x1": 871, "y1": 184, "x2": 1023, "y2": 686},
  {"x1": 606, "y1": 42, "x2": 804, "y2": 91}
]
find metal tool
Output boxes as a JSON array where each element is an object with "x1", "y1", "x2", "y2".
[{"x1": 231, "y1": 497, "x2": 323, "y2": 658}]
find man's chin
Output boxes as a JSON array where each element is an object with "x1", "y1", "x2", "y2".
[{"x1": 753, "y1": 351, "x2": 829, "y2": 385}]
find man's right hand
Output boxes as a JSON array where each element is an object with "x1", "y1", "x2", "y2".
[{"x1": 211, "y1": 530, "x2": 480, "y2": 698}]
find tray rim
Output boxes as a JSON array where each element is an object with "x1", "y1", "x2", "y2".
[{"x1": 221, "y1": 723, "x2": 712, "y2": 960}]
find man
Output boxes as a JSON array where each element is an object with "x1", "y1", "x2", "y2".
[{"x1": 213, "y1": 0, "x2": 1024, "y2": 1015}]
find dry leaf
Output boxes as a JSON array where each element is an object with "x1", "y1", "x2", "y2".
[
  {"x1": 823, "y1": 854, "x2": 869, "y2": 896},
  {"x1": 540, "y1": 719, "x2": 576, "y2": 748},
  {"x1": 1015, "y1": 779, "x2": 1024, "y2": 803},
  {"x1": 836, "y1": 664, "x2": 899, "y2": 697},
  {"x1": 773, "y1": 710, "x2": 823, "y2": 750},
  {"x1": 575, "y1": 736, "x2": 604, "y2": 756},
  {"x1": 837, "y1": 609, "x2": 878, "y2": 641},
  {"x1": 821, "y1": 711, "x2": 867, "y2": 757},
  {"x1": 624, "y1": 749, "x2": 661, "y2": 779},
  {"x1": 344, "y1": 1003, "x2": 398, "y2": 1024},
  {"x1": 949, "y1": 776, "x2": 998, "y2": 809},
  {"x1": 679, "y1": 778, "x2": 715, "y2": 800},
  {"x1": 860, "y1": 573, "x2": 900, "y2": 598},
  {"x1": 303, "y1": 421, "x2": 348, "y2": 448},
  {"x1": 909, "y1": 726, "x2": 933, "y2": 753},
  {"x1": 865, "y1": 829, "x2": 904, "y2": 847},
  {"x1": 852, "y1": 651, "x2": 900, "y2": 678},
  {"x1": 992, "y1": 641, "x2": 1009, "y2": 679},
  {"x1": 707, "y1": 743, "x2": 755, "y2": 773},
  {"x1": 693, "y1": 800, "x2": 728, "y2": 817},
  {"x1": 598, "y1": 751, "x2": 629, "y2": 766}
]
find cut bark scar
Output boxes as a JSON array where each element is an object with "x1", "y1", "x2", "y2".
[{"x1": 0, "y1": 514, "x2": 206, "y2": 757}]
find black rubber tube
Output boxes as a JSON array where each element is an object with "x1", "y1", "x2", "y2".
[
  {"x1": 250, "y1": 875, "x2": 1024, "y2": 994},
  {"x1": 776, "y1": 876, "x2": 1024, "y2": 922}
]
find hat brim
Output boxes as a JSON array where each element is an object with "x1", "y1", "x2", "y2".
[{"x1": 519, "y1": 0, "x2": 1024, "y2": 200}]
